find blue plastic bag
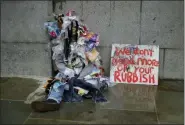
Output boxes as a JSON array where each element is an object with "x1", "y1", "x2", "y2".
[{"x1": 44, "y1": 22, "x2": 61, "y2": 39}]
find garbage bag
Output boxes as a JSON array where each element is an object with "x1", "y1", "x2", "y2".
[
  {"x1": 100, "y1": 77, "x2": 114, "y2": 87},
  {"x1": 67, "y1": 42, "x2": 87, "y2": 67},
  {"x1": 85, "y1": 66, "x2": 101, "y2": 78},
  {"x1": 55, "y1": 60, "x2": 66, "y2": 73},
  {"x1": 52, "y1": 43, "x2": 64, "y2": 60},
  {"x1": 55, "y1": 72, "x2": 66, "y2": 79},
  {"x1": 71, "y1": 57, "x2": 83, "y2": 68},
  {"x1": 78, "y1": 63, "x2": 94, "y2": 79},
  {"x1": 51, "y1": 39, "x2": 62, "y2": 46},
  {"x1": 24, "y1": 84, "x2": 46, "y2": 104},
  {"x1": 63, "y1": 67, "x2": 75, "y2": 78},
  {"x1": 74, "y1": 67, "x2": 83, "y2": 75},
  {"x1": 85, "y1": 79, "x2": 98, "y2": 87},
  {"x1": 40, "y1": 9, "x2": 112, "y2": 105},
  {"x1": 62, "y1": 16, "x2": 71, "y2": 30}
]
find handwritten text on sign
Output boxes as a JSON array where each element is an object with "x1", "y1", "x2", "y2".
[{"x1": 110, "y1": 44, "x2": 159, "y2": 85}]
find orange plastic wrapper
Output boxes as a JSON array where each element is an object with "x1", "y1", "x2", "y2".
[{"x1": 43, "y1": 78, "x2": 54, "y2": 88}]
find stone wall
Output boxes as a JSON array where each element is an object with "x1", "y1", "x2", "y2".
[{"x1": 1, "y1": 1, "x2": 184, "y2": 79}]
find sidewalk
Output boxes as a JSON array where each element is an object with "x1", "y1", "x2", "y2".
[{"x1": 0, "y1": 77, "x2": 184, "y2": 124}]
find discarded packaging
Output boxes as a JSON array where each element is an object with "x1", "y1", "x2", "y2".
[{"x1": 27, "y1": 10, "x2": 114, "y2": 112}]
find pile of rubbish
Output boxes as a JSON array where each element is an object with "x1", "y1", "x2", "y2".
[{"x1": 26, "y1": 10, "x2": 112, "y2": 112}]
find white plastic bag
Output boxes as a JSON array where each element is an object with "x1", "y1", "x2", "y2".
[
  {"x1": 51, "y1": 39, "x2": 62, "y2": 46},
  {"x1": 77, "y1": 37, "x2": 86, "y2": 45},
  {"x1": 85, "y1": 78, "x2": 99, "y2": 88},
  {"x1": 100, "y1": 77, "x2": 114, "y2": 87},
  {"x1": 24, "y1": 84, "x2": 46, "y2": 104},
  {"x1": 52, "y1": 43, "x2": 64, "y2": 60},
  {"x1": 74, "y1": 67, "x2": 83, "y2": 75},
  {"x1": 64, "y1": 67, "x2": 75, "y2": 78},
  {"x1": 55, "y1": 61, "x2": 66, "y2": 73},
  {"x1": 65, "y1": 10, "x2": 80, "y2": 22}
]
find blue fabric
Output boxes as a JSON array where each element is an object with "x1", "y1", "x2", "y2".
[
  {"x1": 63, "y1": 90, "x2": 83, "y2": 102},
  {"x1": 47, "y1": 80, "x2": 83, "y2": 103},
  {"x1": 47, "y1": 81, "x2": 65, "y2": 103}
]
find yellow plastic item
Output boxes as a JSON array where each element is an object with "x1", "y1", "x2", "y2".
[
  {"x1": 43, "y1": 78, "x2": 60, "y2": 88},
  {"x1": 86, "y1": 48, "x2": 99, "y2": 62},
  {"x1": 43, "y1": 83, "x2": 49, "y2": 88},
  {"x1": 43, "y1": 78, "x2": 53, "y2": 88},
  {"x1": 78, "y1": 89, "x2": 86, "y2": 96}
]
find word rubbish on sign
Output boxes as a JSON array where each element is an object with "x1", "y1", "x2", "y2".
[{"x1": 110, "y1": 44, "x2": 159, "y2": 85}]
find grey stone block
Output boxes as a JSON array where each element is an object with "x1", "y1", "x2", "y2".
[
  {"x1": 159, "y1": 49, "x2": 164, "y2": 79},
  {"x1": 54, "y1": 1, "x2": 65, "y2": 14},
  {"x1": 1, "y1": 42, "x2": 52, "y2": 77},
  {"x1": 141, "y1": 1, "x2": 184, "y2": 48},
  {"x1": 82, "y1": 1, "x2": 140, "y2": 46},
  {"x1": 97, "y1": 46, "x2": 112, "y2": 76},
  {"x1": 47, "y1": 0, "x2": 53, "y2": 16},
  {"x1": 82, "y1": 1, "x2": 112, "y2": 47},
  {"x1": 111, "y1": 1, "x2": 141, "y2": 46},
  {"x1": 1, "y1": 1, "x2": 49, "y2": 43},
  {"x1": 54, "y1": 1, "x2": 82, "y2": 15},
  {"x1": 163, "y1": 49, "x2": 184, "y2": 79}
]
